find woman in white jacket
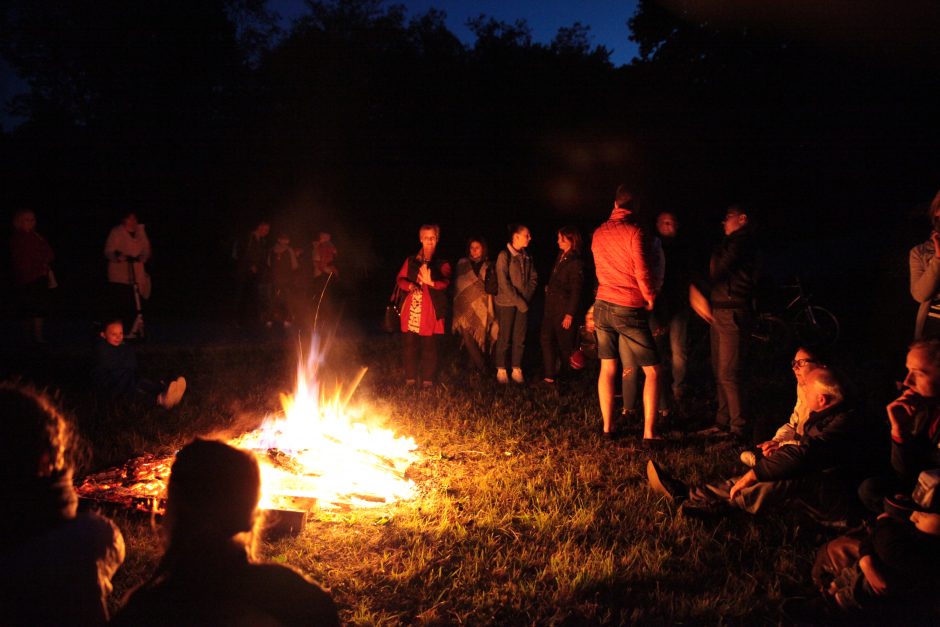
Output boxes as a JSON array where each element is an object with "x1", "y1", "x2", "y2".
[{"x1": 104, "y1": 212, "x2": 151, "y2": 336}]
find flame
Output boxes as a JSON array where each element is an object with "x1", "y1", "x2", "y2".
[{"x1": 78, "y1": 339, "x2": 419, "y2": 512}]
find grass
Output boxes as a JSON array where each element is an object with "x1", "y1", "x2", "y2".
[{"x1": 8, "y1": 331, "x2": 913, "y2": 624}]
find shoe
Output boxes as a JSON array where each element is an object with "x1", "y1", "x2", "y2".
[
  {"x1": 602, "y1": 429, "x2": 620, "y2": 441},
  {"x1": 739, "y1": 450, "x2": 758, "y2": 467},
  {"x1": 679, "y1": 494, "x2": 733, "y2": 519},
  {"x1": 496, "y1": 368, "x2": 509, "y2": 384},
  {"x1": 162, "y1": 377, "x2": 186, "y2": 409},
  {"x1": 695, "y1": 424, "x2": 730, "y2": 438},
  {"x1": 642, "y1": 437, "x2": 667, "y2": 450},
  {"x1": 646, "y1": 459, "x2": 687, "y2": 504},
  {"x1": 511, "y1": 368, "x2": 524, "y2": 384}
]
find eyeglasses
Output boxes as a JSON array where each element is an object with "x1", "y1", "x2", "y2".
[{"x1": 790, "y1": 358, "x2": 816, "y2": 368}]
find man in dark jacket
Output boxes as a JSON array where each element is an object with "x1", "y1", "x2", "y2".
[
  {"x1": 703, "y1": 204, "x2": 761, "y2": 443},
  {"x1": 649, "y1": 368, "x2": 875, "y2": 522}
]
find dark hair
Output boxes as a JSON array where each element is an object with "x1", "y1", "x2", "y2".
[
  {"x1": 507, "y1": 224, "x2": 529, "y2": 240},
  {"x1": 928, "y1": 190, "x2": 940, "y2": 219},
  {"x1": 558, "y1": 226, "x2": 582, "y2": 252},
  {"x1": 614, "y1": 185, "x2": 634, "y2": 209},
  {"x1": 466, "y1": 237, "x2": 488, "y2": 259},
  {"x1": 148, "y1": 439, "x2": 263, "y2": 586}
]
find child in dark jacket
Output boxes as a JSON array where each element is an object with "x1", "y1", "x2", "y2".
[
  {"x1": 812, "y1": 469, "x2": 940, "y2": 614},
  {"x1": 92, "y1": 320, "x2": 186, "y2": 408}
]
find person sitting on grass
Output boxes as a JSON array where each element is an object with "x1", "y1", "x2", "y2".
[
  {"x1": 805, "y1": 468, "x2": 940, "y2": 620},
  {"x1": 648, "y1": 368, "x2": 878, "y2": 524},
  {"x1": 739, "y1": 346, "x2": 829, "y2": 467},
  {"x1": 112, "y1": 439, "x2": 339, "y2": 627},
  {"x1": 0, "y1": 381, "x2": 125, "y2": 626},
  {"x1": 91, "y1": 319, "x2": 186, "y2": 408},
  {"x1": 858, "y1": 339, "x2": 940, "y2": 514}
]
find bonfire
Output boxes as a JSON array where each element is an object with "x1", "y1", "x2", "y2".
[{"x1": 77, "y1": 341, "x2": 419, "y2": 514}]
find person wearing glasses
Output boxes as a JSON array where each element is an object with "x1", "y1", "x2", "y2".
[
  {"x1": 739, "y1": 347, "x2": 828, "y2": 467},
  {"x1": 648, "y1": 367, "x2": 878, "y2": 524}
]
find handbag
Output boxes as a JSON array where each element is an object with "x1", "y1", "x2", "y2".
[{"x1": 382, "y1": 285, "x2": 405, "y2": 333}]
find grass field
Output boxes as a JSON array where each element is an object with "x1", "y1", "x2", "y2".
[{"x1": 14, "y1": 331, "x2": 920, "y2": 625}]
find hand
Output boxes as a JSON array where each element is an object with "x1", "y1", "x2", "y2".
[
  {"x1": 859, "y1": 556, "x2": 888, "y2": 596},
  {"x1": 757, "y1": 440, "x2": 779, "y2": 456},
  {"x1": 645, "y1": 298, "x2": 655, "y2": 311},
  {"x1": 932, "y1": 231, "x2": 940, "y2": 258},
  {"x1": 585, "y1": 307, "x2": 595, "y2": 333},
  {"x1": 886, "y1": 389, "x2": 919, "y2": 439},
  {"x1": 561, "y1": 314, "x2": 573, "y2": 330},
  {"x1": 418, "y1": 265, "x2": 432, "y2": 286},
  {"x1": 728, "y1": 470, "x2": 757, "y2": 501}
]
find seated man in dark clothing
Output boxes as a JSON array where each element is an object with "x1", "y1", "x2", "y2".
[
  {"x1": 859, "y1": 339, "x2": 940, "y2": 514},
  {"x1": 808, "y1": 469, "x2": 940, "y2": 618},
  {"x1": 92, "y1": 319, "x2": 185, "y2": 408},
  {"x1": 649, "y1": 368, "x2": 877, "y2": 523}
]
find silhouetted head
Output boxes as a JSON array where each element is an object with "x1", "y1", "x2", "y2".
[
  {"x1": 508, "y1": 224, "x2": 531, "y2": 250},
  {"x1": 656, "y1": 212, "x2": 678, "y2": 239},
  {"x1": 614, "y1": 184, "x2": 634, "y2": 210},
  {"x1": 164, "y1": 439, "x2": 261, "y2": 544},
  {"x1": 1, "y1": 382, "x2": 80, "y2": 541},
  {"x1": 121, "y1": 212, "x2": 139, "y2": 232},
  {"x1": 467, "y1": 237, "x2": 487, "y2": 261},
  {"x1": 722, "y1": 205, "x2": 748, "y2": 236},
  {"x1": 12, "y1": 209, "x2": 36, "y2": 233},
  {"x1": 557, "y1": 226, "x2": 582, "y2": 253}
]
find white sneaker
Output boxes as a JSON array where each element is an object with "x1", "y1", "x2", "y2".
[
  {"x1": 740, "y1": 450, "x2": 757, "y2": 467},
  {"x1": 162, "y1": 377, "x2": 187, "y2": 409},
  {"x1": 511, "y1": 368, "x2": 524, "y2": 384},
  {"x1": 496, "y1": 368, "x2": 509, "y2": 384}
]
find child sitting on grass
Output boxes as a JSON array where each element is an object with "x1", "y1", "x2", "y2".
[
  {"x1": 92, "y1": 319, "x2": 186, "y2": 409},
  {"x1": 808, "y1": 468, "x2": 940, "y2": 617}
]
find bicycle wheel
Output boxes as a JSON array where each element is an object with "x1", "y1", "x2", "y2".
[
  {"x1": 750, "y1": 314, "x2": 793, "y2": 370},
  {"x1": 792, "y1": 305, "x2": 840, "y2": 347}
]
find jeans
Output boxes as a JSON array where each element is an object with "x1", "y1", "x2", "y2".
[
  {"x1": 495, "y1": 305, "x2": 527, "y2": 369},
  {"x1": 710, "y1": 307, "x2": 750, "y2": 436},
  {"x1": 651, "y1": 309, "x2": 689, "y2": 405}
]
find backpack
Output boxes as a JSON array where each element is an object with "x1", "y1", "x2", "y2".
[{"x1": 483, "y1": 260, "x2": 499, "y2": 296}]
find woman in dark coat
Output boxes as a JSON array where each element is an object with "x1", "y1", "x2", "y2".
[{"x1": 538, "y1": 226, "x2": 585, "y2": 386}]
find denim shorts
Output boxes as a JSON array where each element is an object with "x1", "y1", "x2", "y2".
[{"x1": 593, "y1": 299, "x2": 660, "y2": 366}]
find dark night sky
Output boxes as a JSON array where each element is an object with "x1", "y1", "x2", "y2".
[{"x1": 269, "y1": 0, "x2": 641, "y2": 65}]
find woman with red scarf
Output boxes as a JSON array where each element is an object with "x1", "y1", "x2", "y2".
[{"x1": 396, "y1": 224, "x2": 451, "y2": 387}]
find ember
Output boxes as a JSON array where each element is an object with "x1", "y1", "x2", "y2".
[{"x1": 78, "y1": 340, "x2": 419, "y2": 513}]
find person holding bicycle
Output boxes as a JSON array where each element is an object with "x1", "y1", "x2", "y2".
[{"x1": 104, "y1": 212, "x2": 151, "y2": 337}]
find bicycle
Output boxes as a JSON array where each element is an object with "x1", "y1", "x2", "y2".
[{"x1": 751, "y1": 277, "x2": 840, "y2": 349}]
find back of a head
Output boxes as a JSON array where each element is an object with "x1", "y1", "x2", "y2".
[
  {"x1": 614, "y1": 185, "x2": 634, "y2": 210},
  {"x1": 808, "y1": 367, "x2": 844, "y2": 404},
  {"x1": 165, "y1": 439, "x2": 261, "y2": 543},
  {"x1": 0, "y1": 382, "x2": 72, "y2": 483},
  {"x1": 0, "y1": 382, "x2": 79, "y2": 542}
]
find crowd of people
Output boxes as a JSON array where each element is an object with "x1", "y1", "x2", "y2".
[{"x1": 6, "y1": 186, "x2": 940, "y2": 622}]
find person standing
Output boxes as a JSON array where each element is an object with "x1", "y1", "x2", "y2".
[
  {"x1": 452, "y1": 238, "x2": 497, "y2": 372},
  {"x1": 591, "y1": 185, "x2": 664, "y2": 442},
  {"x1": 651, "y1": 211, "x2": 691, "y2": 415},
  {"x1": 104, "y1": 212, "x2": 151, "y2": 338},
  {"x1": 494, "y1": 224, "x2": 538, "y2": 384},
  {"x1": 233, "y1": 220, "x2": 270, "y2": 328},
  {"x1": 910, "y1": 189, "x2": 940, "y2": 339},
  {"x1": 538, "y1": 226, "x2": 585, "y2": 387},
  {"x1": 9, "y1": 209, "x2": 55, "y2": 343},
  {"x1": 704, "y1": 204, "x2": 760, "y2": 444},
  {"x1": 397, "y1": 224, "x2": 451, "y2": 387}
]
